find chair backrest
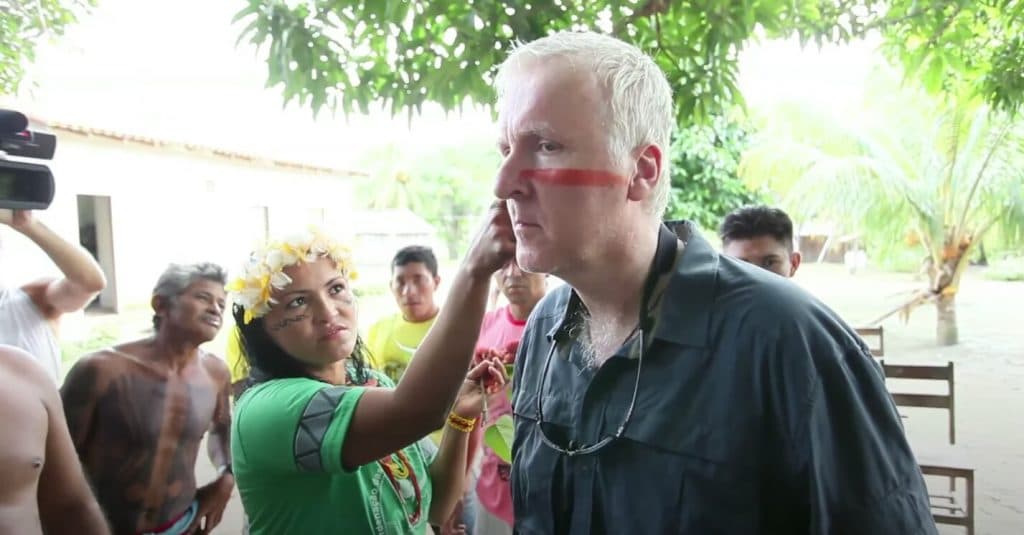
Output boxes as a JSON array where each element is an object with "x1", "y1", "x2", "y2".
[
  {"x1": 879, "y1": 360, "x2": 956, "y2": 444},
  {"x1": 855, "y1": 326, "x2": 885, "y2": 357}
]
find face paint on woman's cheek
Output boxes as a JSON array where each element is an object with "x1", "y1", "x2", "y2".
[
  {"x1": 519, "y1": 168, "x2": 627, "y2": 187},
  {"x1": 268, "y1": 314, "x2": 310, "y2": 332}
]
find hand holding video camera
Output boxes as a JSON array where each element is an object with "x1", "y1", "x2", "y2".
[
  {"x1": 0, "y1": 208, "x2": 33, "y2": 230},
  {"x1": 0, "y1": 109, "x2": 57, "y2": 211}
]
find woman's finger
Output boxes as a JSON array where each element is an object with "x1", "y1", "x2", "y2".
[
  {"x1": 465, "y1": 360, "x2": 490, "y2": 380},
  {"x1": 489, "y1": 362, "x2": 506, "y2": 383}
]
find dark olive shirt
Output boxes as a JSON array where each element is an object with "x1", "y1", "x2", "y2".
[{"x1": 510, "y1": 222, "x2": 936, "y2": 534}]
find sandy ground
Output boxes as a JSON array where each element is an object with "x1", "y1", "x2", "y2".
[
  {"x1": 795, "y1": 264, "x2": 1024, "y2": 535},
  {"x1": 71, "y1": 263, "x2": 1019, "y2": 534}
]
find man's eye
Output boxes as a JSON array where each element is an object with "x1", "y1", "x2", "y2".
[{"x1": 539, "y1": 141, "x2": 560, "y2": 153}]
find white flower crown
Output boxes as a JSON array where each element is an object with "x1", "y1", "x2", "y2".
[{"x1": 226, "y1": 227, "x2": 357, "y2": 324}]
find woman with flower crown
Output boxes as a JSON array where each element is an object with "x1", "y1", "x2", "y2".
[{"x1": 227, "y1": 203, "x2": 515, "y2": 534}]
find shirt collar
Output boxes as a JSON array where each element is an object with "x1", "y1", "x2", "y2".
[
  {"x1": 652, "y1": 220, "x2": 717, "y2": 348},
  {"x1": 544, "y1": 220, "x2": 718, "y2": 349}
]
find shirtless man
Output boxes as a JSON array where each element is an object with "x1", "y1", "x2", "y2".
[
  {"x1": 60, "y1": 263, "x2": 234, "y2": 535},
  {"x1": 0, "y1": 344, "x2": 109, "y2": 535}
]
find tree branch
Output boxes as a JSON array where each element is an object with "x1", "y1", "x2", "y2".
[
  {"x1": 954, "y1": 116, "x2": 1012, "y2": 240},
  {"x1": 920, "y1": 3, "x2": 966, "y2": 54},
  {"x1": 943, "y1": 107, "x2": 963, "y2": 227},
  {"x1": 865, "y1": 288, "x2": 935, "y2": 326},
  {"x1": 860, "y1": 4, "x2": 945, "y2": 35},
  {"x1": 635, "y1": 0, "x2": 672, "y2": 19}
]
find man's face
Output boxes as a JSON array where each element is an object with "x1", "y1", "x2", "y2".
[
  {"x1": 493, "y1": 61, "x2": 633, "y2": 275},
  {"x1": 390, "y1": 261, "x2": 440, "y2": 322},
  {"x1": 155, "y1": 279, "x2": 226, "y2": 342},
  {"x1": 495, "y1": 261, "x2": 546, "y2": 309},
  {"x1": 722, "y1": 235, "x2": 801, "y2": 278}
]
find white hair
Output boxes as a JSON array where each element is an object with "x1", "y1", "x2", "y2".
[
  {"x1": 151, "y1": 262, "x2": 227, "y2": 330},
  {"x1": 495, "y1": 31, "x2": 675, "y2": 217}
]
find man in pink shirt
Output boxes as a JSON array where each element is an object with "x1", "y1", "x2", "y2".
[{"x1": 472, "y1": 261, "x2": 546, "y2": 534}]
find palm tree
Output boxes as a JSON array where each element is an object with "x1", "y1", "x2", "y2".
[
  {"x1": 742, "y1": 85, "x2": 1024, "y2": 346},
  {"x1": 356, "y1": 144, "x2": 421, "y2": 212},
  {"x1": 354, "y1": 140, "x2": 498, "y2": 259}
]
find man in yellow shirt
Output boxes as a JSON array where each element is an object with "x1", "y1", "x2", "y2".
[
  {"x1": 224, "y1": 328, "x2": 250, "y2": 399},
  {"x1": 366, "y1": 245, "x2": 441, "y2": 383}
]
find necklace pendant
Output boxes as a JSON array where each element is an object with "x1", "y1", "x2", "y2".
[{"x1": 398, "y1": 478, "x2": 415, "y2": 499}]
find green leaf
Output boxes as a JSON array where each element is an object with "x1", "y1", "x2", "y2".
[
  {"x1": 225, "y1": 0, "x2": 1024, "y2": 125},
  {"x1": 923, "y1": 54, "x2": 946, "y2": 94},
  {"x1": 484, "y1": 415, "x2": 515, "y2": 464}
]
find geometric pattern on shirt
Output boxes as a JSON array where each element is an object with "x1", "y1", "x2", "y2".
[{"x1": 293, "y1": 385, "x2": 349, "y2": 472}]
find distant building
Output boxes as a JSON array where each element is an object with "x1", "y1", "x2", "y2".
[
  {"x1": 349, "y1": 208, "x2": 444, "y2": 286},
  {"x1": 796, "y1": 220, "x2": 864, "y2": 265}
]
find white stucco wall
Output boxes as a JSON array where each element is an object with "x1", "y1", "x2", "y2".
[{"x1": 0, "y1": 130, "x2": 357, "y2": 314}]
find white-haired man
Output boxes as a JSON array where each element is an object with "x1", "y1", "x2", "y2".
[
  {"x1": 496, "y1": 32, "x2": 936, "y2": 534},
  {"x1": 61, "y1": 263, "x2": 234, "y2": 535}
]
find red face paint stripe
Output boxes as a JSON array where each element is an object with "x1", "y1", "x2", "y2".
[{"x1": 519, "y1": 168, "x2": 625, "y2": 187}]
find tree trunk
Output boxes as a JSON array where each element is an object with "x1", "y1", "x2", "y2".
[
  {"x1": 936, "y1": 293, "x2": 959, "y2": 346},
  {"x1": 975, "y1": 241, "x2": 988, "y2": 266}
]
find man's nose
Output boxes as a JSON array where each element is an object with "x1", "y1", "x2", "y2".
[{"x1": 494, "y1": 152, "x2": 528, "y2": 200}]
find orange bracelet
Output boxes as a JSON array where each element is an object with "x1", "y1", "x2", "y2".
[{"x1": 447, "y1": 412, "x2": 477, "y2": 433}]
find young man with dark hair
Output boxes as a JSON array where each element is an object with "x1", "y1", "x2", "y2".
[
  {"x1": 367, "y1": 245, "x2": 442, "y2": 383},
  {"x1": 719, "y1": 205, "x2": 802, "y2": 278}
]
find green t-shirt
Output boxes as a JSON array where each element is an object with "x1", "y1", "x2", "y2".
[
  {"x1": 232, "y1": 371, "x2": 437, "y2": 534},
  {"x1": 366, "y1": 313, "x2": 436, "y2": 383}
]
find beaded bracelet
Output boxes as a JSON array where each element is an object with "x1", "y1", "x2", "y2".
[{"x1": 447, "y1": 412, "x2": 477, "y2": 433}]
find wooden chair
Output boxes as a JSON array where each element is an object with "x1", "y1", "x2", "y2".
[
  {"x1": 855, "y1": 325, "x2": 884, "y2": 357},
  {"x1": 880, "y1": 360, "x2": 974, "y2": 535}
]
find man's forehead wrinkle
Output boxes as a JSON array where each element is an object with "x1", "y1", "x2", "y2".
[
  {"x1": 512, "y1": 119, "x2": 554, "y2": 141},
  {"x1": 498, "y1": 109, "x2": 553, "y2": 144}
]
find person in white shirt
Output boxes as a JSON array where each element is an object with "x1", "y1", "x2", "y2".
[{"x1": 0, "y1": 209, "x2": 106, "y2": 382}]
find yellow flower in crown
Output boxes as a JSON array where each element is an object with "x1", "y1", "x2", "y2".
[{"x1": 227, "y1": 227, "x2": 357, "y2": 324}]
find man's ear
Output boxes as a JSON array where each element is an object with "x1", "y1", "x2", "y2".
[
  {"x1": 433, "y1": 275, "x2": 441, "y2": 288},
  {"x1": 626, "y1": 143, "x2": 663, "y2": 203},
  {"x1": 151, "y1": 294, "x2": 168, "y2": 322},
  {"x1": 789, "y1": 251, "x2": 802, "y2": 277}
]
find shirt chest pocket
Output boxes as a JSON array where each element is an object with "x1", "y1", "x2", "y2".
[
  {"x1": 618, "y1": 415, "x2": 761, "y2": 532},
  {"x1": 514, "y1": 381, "x2": 763, "y2": 534}
]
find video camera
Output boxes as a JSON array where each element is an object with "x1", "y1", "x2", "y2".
[{"x1": 0, "y1": 109, "x2": 57, "y2": 210}]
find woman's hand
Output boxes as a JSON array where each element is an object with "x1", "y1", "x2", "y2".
[
  {"x1": 451, "y1": 357, "x2": 507, "y2": 419},
  {"x1": 462, "y1": 200, "x2": 516, "y2": 280}
]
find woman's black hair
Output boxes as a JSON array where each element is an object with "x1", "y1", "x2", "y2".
[{"x1": 232, "y1": 304, "x2": 371, "y2": 385}]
